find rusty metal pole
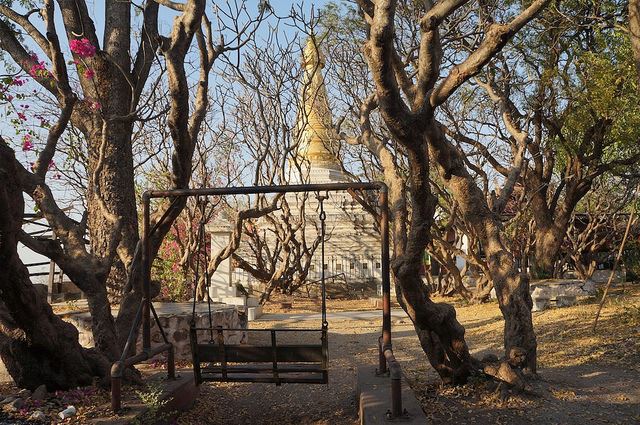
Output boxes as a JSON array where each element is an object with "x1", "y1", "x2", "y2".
[
  {"x1": 380, "y1": 184, "x2": 404, "y2": 418},
  {"x1": 110, "y1": 362, "x2": 123, "y2": 412},
  {"x1": 142, "y1": 193, "x2": 151, "y2": 351},
  {"x1": 111, "y1": 376, "x2": 121, "y2": 411},
  {"x1": 379, "y1": 186, "x2": 391, "y2": 351},
  {"x1": 377, "y1": 336, "x2": 387, "y2": 374},
  {"x1": 167, "y1": 344, "x2": 176, "y2": 380},
  {"x1": 391, "y1": 368, "x2": 403, "y2": 417}
]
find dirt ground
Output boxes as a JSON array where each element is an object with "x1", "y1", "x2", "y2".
[
  {"x1": 0, "y1": 289, "x2": 636, "y2": 424},
  {"x1": 178, "y1": 287, "x2": 640, "y2": 424}
]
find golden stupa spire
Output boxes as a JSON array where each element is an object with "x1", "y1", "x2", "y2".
[{"x1": 296, "y1": 36, "x2": 341, "y2": 171}]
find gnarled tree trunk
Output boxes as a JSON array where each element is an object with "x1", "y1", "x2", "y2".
[
  {"x1": 531, "y1": 225, "x2": 565, "y2": 279},
  {"x1": 0, "y1": 143, "x2": 108, "y2": 389},
  {"x1": 428, "y1": 127, "x2": 537, "y2": 373},
  {"x1": 391, "y1": 145, "x2": 473, "y2": 384}
]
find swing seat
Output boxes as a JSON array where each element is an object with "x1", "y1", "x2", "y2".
[{"x1": 190, "y1": 327, "x2": 328, "y2": 385}]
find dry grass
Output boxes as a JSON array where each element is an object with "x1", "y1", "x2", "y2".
[
  {"x1": 422, "y1": 286, "x2": 640, "y2": 371},
  {"x1": 398, "y1": 285, "x2": 640, "y2": 424}
]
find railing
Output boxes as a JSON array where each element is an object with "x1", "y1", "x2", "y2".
[
  {"x1": 377, "y1": 187, "x2": 406, "y2": 420},
  {"x1": 110, "y1": 299, "x2": 175, "y2": 411},
  {"x1": 377, "y1": 337, "x2": 403, "y2": 418}
]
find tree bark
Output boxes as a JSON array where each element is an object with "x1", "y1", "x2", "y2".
[
  {"x1": 630, "y1": 0, "x2": 640, "y2": 85},
  {"x1": 391, "y1": 144, "x2": 473, "y2": 384},
  {"x1": 0, "y1": 143, "x2": 108, "y2": 390},
  {"x1": 428, "y1": 126, "x2": 537, "y2": 373},
  {"x1": 531, "y1": 225, "x2": 565, "y2": 278}
]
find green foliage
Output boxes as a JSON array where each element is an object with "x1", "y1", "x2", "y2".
[
  {"x1": 134, "y1": 383, "x2": 172, "y2": 425},
  {"x1": 318, "y1": 1, "x2": 365, "y2": 39},
  {"x1": 556, "y1": 30, "x2": 640, "y2": 171}
]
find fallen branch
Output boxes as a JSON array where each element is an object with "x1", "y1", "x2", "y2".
[{"x1": 592, "y1": 209, "x2": 637, "y2": 331}]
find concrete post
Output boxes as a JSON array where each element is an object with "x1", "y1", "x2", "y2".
[{"x1": 206, "y1": 221, "x2": 237, "y2": 301}]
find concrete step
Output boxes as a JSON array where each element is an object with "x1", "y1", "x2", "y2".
[{"x1": 356, "y1": 365, "x2": 427, "y2": 424}]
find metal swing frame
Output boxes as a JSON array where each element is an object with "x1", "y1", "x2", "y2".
[{"x1": 111, "y1": 182, "x2": 403, "y2": 417}]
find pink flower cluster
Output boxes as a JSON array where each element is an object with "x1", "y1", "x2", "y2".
[
  {"x1": 70, "y1": 38, "x2": 96, "y2": 58},
  {"x1": 22, "y1": 134, "x2": 33, "y2": 151}
]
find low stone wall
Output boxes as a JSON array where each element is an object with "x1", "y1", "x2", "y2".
[{"x1": 61, "y1": 302, "x2": 247, "y2": 361}]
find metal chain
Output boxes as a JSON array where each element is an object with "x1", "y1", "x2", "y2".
[{"x1": 317, "y1": 193, "x2": 328, "y2": 329}]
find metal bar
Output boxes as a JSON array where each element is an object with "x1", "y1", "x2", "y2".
[
  {"x1": 202, "y1": 366, "x2": 325, "y2": 374},
  {"x1": 111, "y1": 374, "x2": 121, "y2": 411},
  {"x1": 383, "y1": 347, "x2": 403, "y2": 418},
  {"x1": 321, "y1": 328, "x2": 328, "y2": 383},
  {"x1": 190, "y1": 325, "x2": 201, "y2": 385},
  {"x1": 377, "y1": 336, "x2": 387, "y2": 375},
  {"x1": 199, "y1": 375, "x2": 327, "y2": 384},
  {"x1": 271, "y1": 330, "x2": 279, "y2": 385},
  {"x1": 191, "y1": 327, "x2": 324, "y2": 332},
  {"x1": 318, "y1": 194, "x2": 327, "y2": 328},
  {"x1": 378, "y1": 186, "x2": 404, "y2": 418},
  {"x1": 217, "y1": 327, "x2": 227, "y2": 380},
  {"x1": 149, "y1": 302, "x2": 170, "y2": 344},
  {"x1": 123, "y1": 343, "x2": 172, "y2": 367},
  {"x1": 144, "y1": 182, "x2": 384, "y2": 199},
  {"x1": 380, "y1": 187, "x2": 391, "y2": 350},
  {"x1": 119, "y1": 299, "x2": 145, "y2": 363},
  {"x1": 142, "y1": 193, "x2": 151, "y2": 351}
]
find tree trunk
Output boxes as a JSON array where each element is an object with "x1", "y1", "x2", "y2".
[
  {"x1": 391, "y1": 146, "x2": 473, "y2": 384},
  {"x1": 86, "y1": 121, "x2": 139, "y2": 299},
  {"x1": 630, "y1": 0, "x2": 640, "y2": 85},
  {"x1": 428, "y1": 127, "x2": 538, "y2": 373},
  {"x1": 531, "y1": 225, "x2": 565, "y2": 279},
  {"x1": 0, "y1": 144, "x2": 108, "y2": 389}
]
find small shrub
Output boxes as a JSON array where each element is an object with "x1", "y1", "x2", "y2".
[{"x1": 134, "y1": 383, "x2": 173, "y2": 425}]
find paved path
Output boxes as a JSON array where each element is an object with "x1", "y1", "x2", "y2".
[{"x1": 258, "y1": 308, "x2": 408, "y2": 323}]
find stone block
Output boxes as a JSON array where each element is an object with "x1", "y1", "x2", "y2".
[
  {"x1": 532, "y1": 298, "x2": 550, "y2": 312},
  {"x1": 591, "y1": 269, "x2": 626, "y2": 284},
  {"x1": 556, "y1": 295, "x2": 576, "y2": 307},
  {"x1": 357, "y1": 365, "x2": 426, "y2": 424},
  {"x1": 246, "y1": 305, "x2": 263, "y2": 321},
  {"x1": 582, "y1": 279, "x2": 597, "y2": 295},
  {"x1": 59, "y1": 303, "x2": 246, "y2": 361}
]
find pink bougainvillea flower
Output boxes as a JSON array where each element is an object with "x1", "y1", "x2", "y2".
[
  {"x1": 11, "y1": 77, "x2": 25, "y2": 87},
  {"x1": 70, "y1": 38, "x2": 96, "y2": 58},
  {"x1": 22, "y1": 134, "x2": 33, "y2": 151},
  {"x1": 84, "y1": 68, "x2": 95, "y2": 79},
  {"x1": 17, "y1": 112, "x2": 27, "y2": 121},
  {"x1": 29, "y1": 61, "x2": 46, "y2": 77},
  {"x1": 90, "y1": 100, "x2": 101, "y2": 111}
]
